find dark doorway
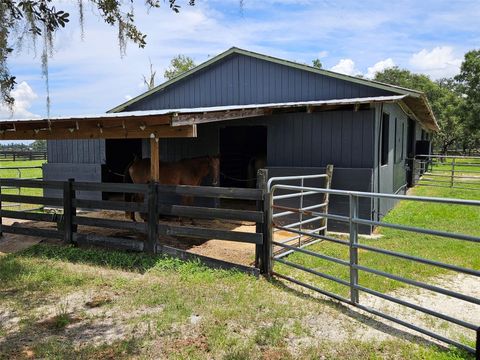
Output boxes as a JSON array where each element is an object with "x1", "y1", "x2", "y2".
[
  {"x1": 219, "y1": 126, "x2": 267, "y2": 188},
  {"x1": 104, "y1": 139, "x2": 142, "y2": 183},
  {"x1": 406, "y1": 118, "x2": 416, "y2": 187}
]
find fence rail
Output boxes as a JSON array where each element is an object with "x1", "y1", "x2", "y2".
[
  {"x1": 0, "y1": 150, "x2": 47, "y2": 161},
  {"x1": 267, "y1": 166, "x2": 333, "y2": 255},
  {"x1": 0, "y1": 176, "x2": 269, "y2": 274},
  {"x1": 269, "y1": 184, "x2": 480, "y2": 356},
  {"x1": 413, "y1": 154, "x2": 480, "y2": 191},
  {"x1": 0, "y1": 166, "x2": 44, "y2": 210}
]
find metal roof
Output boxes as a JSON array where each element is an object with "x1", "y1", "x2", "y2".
[
  {"x1": 0, "y1": 95, "x2": 437, "y2": 141},
  {"x1": 1, "y1": 95, "x2": 405, "y2": 123}
]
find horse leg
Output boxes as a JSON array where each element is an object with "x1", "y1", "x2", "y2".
[
  {"x1": 124, "y1": 192, "x2": 136, "y2": 222},
  {"x1": 180, "y1": 195, "x2": 196, "y2": 225}
]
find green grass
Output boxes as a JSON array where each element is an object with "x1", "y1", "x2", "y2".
[
  {"x1": 421, "y1": 159, "x2": 480, "y2": 190},
  {"x1": 0, "y1": 159, "x2": 44, "y2": 179},
  {"x1": 0, "y1": 159, "x2": 45, "y2": 210},
  {"x1": 0, "y1": 158, "x2": 477, "y2": 359},
  {"x1": 0, "y1": 244, "x2": 474, "y2": 359},
  {"x1": 275, "y1": 171, "x2": 480, "y2": 298}
]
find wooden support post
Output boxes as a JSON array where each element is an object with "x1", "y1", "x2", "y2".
[
  {"x1": 255, "y1": 169, "x2": 272, "y2": 276},
  {"x1": 63, "y1": 178, "x2": 75, "y2": 244},
  {"x1": 320, "y1": 164, "x2": 334, "y2": 235},
  {"x1": 146, "y1": 182, "x2": 159, "y2": 254},
  {"x1": 150, "y1": 137, "x2": 160, "y2": 182}
]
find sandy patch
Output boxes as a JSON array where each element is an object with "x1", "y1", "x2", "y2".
[
  {"x1": 282, "y1": 272, "x2": 480, "y2": 350},
  {"x1": 0, "y1": 219, "x2": 44, "y2": 255}
]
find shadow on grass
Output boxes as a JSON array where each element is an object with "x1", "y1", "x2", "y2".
[
  {"x1": 16, "y1": 243, "x2": 205, "y2": 274},
  {"x1": 270, "y1": 278, "x2": 475, "y2": 360},
  {"x1": 0, "y1": 318, "x2": 142, "y2": 360}
]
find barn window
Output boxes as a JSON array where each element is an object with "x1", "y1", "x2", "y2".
[{"x1": 381, "y1": 113, "x2": 390, "y2": 166}]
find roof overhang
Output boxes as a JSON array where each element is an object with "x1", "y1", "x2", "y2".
[
  {"x1": 0, "y1": 112, "x2": 196, "y2": 140},
  {"x1": 0, "y1": 95, "x2": 438, "y2": 141},
  {"x1": 400, "y1": 94, "x2": 439, "y2": 131}
]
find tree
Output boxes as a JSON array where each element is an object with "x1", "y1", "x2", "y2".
[
  {"x1": 31, "y1": 139, "x2": 46, "y2": 151},
  {"x1": 374, "y1": 67, "x2": 466, "y2": 155},
  {"x1": 312, "y1": 59, "x2": 322, "y2": 69},
  {"x1": 455, "y1": 50, "x2": 480, "y2": 146},
  {"x1": 164, "y1": 55, "x2": 196, "y2": 80},
  {"x1": 143, "y1": 60, "x2": 157, "y2": 90},
  {"x1": 0, "y1": 0, "x2": 196, "y2": 111}
]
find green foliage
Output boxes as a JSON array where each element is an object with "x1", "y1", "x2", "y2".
[
  {"x1": 456, "y1": 49, "x2": 480, "y2": 151},
  {"x1": 164, "y1": 54, "x2": 197, "y2": 80},
  {"x1": 374, "y1": 67, "x2": 466, "y2": 154},
  {"x1": 31, "y1": 139, "x2": 46, "y2": 151},
  {"x1": 312, "y1": 58, "x2": 322, "y2": 69},
  {"x1": 0, "y1": 1, "x2": 196, "y2": 108}
]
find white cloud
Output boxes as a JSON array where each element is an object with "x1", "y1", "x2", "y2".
[
  {"x1": 124, "y1": 94, "x2": 133, "y2": 101},
  {"x1": 365, "y1": 58, "x2": 395, "y2": 79},
  {"x1": 409, "y1": 46, "x2": 462, "y2": 79},
  {"x1": 0, "y1": 82, "x2": 40, "y2": 119},
  {"x1": 330, "y1": 59, "x2": 361, "y2": 76},
  {"x1": 8, "y1": 1, "x2": 480, "y2": 116},
  {"x1": 317, "y1": 50, "x2": 328, "y2": 58}
]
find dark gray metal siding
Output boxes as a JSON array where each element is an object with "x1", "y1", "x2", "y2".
[
  {"x1": 267, "y1": 110, "x2": 375, "y2": 168},
  {"x1": 47, "y1": 140, "x2": 106, "y2": 164},
  {"x1": 143, "y1": 110, "x2": 375, "y2": 169},
  {"x1": 125, "y1": 53, "x2": 394, "y2": 111},
  {"x1": 43, "y1": 163, "x2": 103, "y2": 200},
  {"x1": 268, "y1": 167, "x2": 373, "y2": 234},
  {"x1": 372, "y1": 103, "x2": 410, "y2": 220}
]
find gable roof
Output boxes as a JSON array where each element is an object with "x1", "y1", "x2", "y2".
[{"x1": 108, "y1": 47, "x2": 438, "y2": 131}]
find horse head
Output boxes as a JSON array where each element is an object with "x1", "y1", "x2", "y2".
[{"x1": 208, "y1": 155, "x2": 220, "y2": 186}]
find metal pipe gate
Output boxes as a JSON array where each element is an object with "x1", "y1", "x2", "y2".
[{"x1": 268, "y1": 183, "x2": 480, "y2": 357}]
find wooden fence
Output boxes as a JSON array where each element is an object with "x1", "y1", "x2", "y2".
[
  {"x1": 0, "y1": 151, "x2": 47, "y2": 161},
  {"x1": 0, "y1": 170, "x2": 271, "y2": 274}
]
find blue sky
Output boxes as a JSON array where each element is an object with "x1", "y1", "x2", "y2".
[{"x1": 1, "y1": 0, "x2": 480, "y2": 122}]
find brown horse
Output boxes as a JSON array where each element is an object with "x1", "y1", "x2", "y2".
[{"x1": 124, "y1": 155, "x2": 220, "y2": 221}]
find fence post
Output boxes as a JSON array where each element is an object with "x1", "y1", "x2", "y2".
[
  {"x1": 146, "y1": 182, "x2": 159, "y2": 254},
  {"x1": 349, "y1": 194, "x2": 360, "y2": 304},
  {"x1": 0, "y1": 179, "x2": 3, "y2": 237},
  {"x1": 476, "y1": 327, "x2": 480, "y2": 360},
  {"x1": 63, "y1": 178, "x2": 75, "y2": 244},
  {"x1": 450, "y1": 158, "x2": 455, "y2": 188},
  {"x1": 255, "y1": 169, "x2": 271, "y2": 276},
  {"x1": 321, "y1": 164, "x2": 334, "y2": 236}
]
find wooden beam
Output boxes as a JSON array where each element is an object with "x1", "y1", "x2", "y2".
[
  {"x1": 0, "y1": 114, "x2": 171, "y2": 132},
  {"x1": 150, "y1": 137, "x2": 160, "y2": 182},
  {"x1": 0, "y1": 124, "x2": 196, "y2": 140},
  {"x1": 172, "y1": 108, "x2": 266, "y2": 126}
]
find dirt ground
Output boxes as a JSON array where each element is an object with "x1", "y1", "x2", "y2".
[
  {"x1": 0, "y1": 210, "x2": 259, "y2": 265},
  {"x1": 0, "y1": 218, "x2": 43, "y2": 255},
  {"x1": 0, "y1": 210, "x2": 300, "y2": 265}
]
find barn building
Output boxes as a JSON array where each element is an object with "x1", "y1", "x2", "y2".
[{"x1": 43, "y1": 47, "x2": 438, "y2": 232}]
